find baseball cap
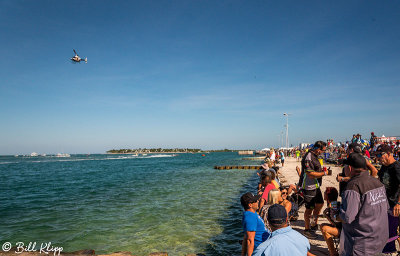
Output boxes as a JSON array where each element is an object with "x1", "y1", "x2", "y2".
[
  {"x1": 344, "y1": 153, "x2": 367, "y2": 169},
  {"x1": 267, "y1": 204, "x2": 288, "y2": 225},
  {"x1": 240, "y1": 192, "x2": 261, "y2": 208},
  {"x1": 375, "y1": 144, "x2": 393, "y2": 154}
]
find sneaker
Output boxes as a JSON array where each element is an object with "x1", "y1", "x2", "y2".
[
  {"x1": 304, "y1": 229, "x2": 317, "y2": 239},
  {"x1": 310, "y1": 224, "x2": 318, "y2": 231}
]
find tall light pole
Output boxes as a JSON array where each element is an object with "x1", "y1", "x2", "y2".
[
  {"x1": 281, "y1": 131, "x2": 284, "y2": 149},
  {"x1": 283, "y1": 113, "x2": 291, "y2": 149}
]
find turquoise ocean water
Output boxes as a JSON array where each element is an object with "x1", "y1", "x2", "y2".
[{"x1": 0, "y1": 153, "x2": 260, "y2": 255}]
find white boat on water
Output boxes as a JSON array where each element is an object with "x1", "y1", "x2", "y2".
[
  {"x1": 30, "y1": 152, "x2": 38, "y2": 157},
  {"x1": 56, "y1": 153, "x2": 71, "y2": 157}
]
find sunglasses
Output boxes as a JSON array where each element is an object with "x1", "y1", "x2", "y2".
[{"x1": 281, "y1": 192, "x2": 287, "y2": 195}]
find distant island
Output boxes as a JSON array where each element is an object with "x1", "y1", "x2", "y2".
[{"x1": 106, "y1": 148, "x2": 243, "y2": 154}]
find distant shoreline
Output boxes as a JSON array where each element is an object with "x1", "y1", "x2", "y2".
[
  {"x1": 106, "y1": 149, "x2": 245, "y2": 154},
  {"x1": 106, "y1": 152, "x2": 192, "y2": 154}
]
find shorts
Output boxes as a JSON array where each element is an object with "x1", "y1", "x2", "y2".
[
  {"x1": 281, "y1": 159, "x2": 285, "y2": 163},
  {"x1": 303, "y1": 188, "x2": 324, "y2": 209}
]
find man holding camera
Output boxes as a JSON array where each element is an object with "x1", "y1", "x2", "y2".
[{"x1": 298, "y1": 141, "x2": 328, "y2": 238}]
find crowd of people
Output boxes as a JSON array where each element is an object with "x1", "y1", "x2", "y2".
[{"x1": 240, "y1": 133, "x2": 400, "y2": 256}]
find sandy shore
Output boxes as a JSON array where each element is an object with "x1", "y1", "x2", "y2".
[{"x1": 277, "y1": 156, "x2": 342, "y2": 256}]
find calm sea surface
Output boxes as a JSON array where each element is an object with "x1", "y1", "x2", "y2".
[{"x1": 0, "y1": 153, "x2": 260, "y2": 256}]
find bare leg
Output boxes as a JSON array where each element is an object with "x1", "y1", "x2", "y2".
[
  {"x1": 304, "y1": 208, "x2": 313, "y2": 230},
  {"x1": 320, "y1": 224, "x2": 339, "y2": 256},
  {"x1": 312, "y1": 203, "x2": 324, "y2": 226}
]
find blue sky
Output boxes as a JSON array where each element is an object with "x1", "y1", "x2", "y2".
[{"x1": 1, "y1": 1, "x2": 400, "y2": 154}]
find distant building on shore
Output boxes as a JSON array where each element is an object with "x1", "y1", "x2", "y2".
[{"x1": 238, "y1": 150, "x2": 254, "y2": 155}]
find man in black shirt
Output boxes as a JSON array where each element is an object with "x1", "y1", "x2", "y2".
[
  {"x1": 376, "y1": 144, "x2": 400, "y2": 253},
  {"x1": 298, "y1": 141, "x2": 327, "y2": 239},
  {"x1": 370, "y1": 132, "x2": 377, "y2": 148}
]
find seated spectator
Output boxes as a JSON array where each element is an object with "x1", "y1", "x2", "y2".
[
  {"x1": 258, "y1": 171, "x2": 277, "y2": 209},
  {"x1": 269, "y1": 170, "x2": 280, "y2": 189},
  {"x1": 258, "y1": 163, "x2": 280, "y2": 189},
  {"x1": 284, "y1": 184, "x2": 300, "y2": 221},
  {"x1": 240, "y1": 192, "x2": 271, "y2": 256},
  {"x1": 259, "y1": 189, "x2": 280, "y2": 226},
  {"x1": 253, "y1": 204, "x2": 313, "y2": 256},
  {"x1": 279, "y1": 187, "x2": 292, "y2": 216},
  {"x1": 270, "y1": 166, "x2": 281, "y2": 186},
  {"x1": 320, "y1": 187, "x2": 341, "y2": 256},
  {"x1": 260, "y1": 188, "x2": 293, "y2": 230}
]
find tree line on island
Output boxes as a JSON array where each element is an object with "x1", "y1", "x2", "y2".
[{"x1": 106, "y1": 148, "x2": 240, "y2": 153}]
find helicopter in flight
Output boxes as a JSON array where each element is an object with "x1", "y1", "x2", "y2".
[{"x1": 70, "y1": 49, "x2": 87, "y2": 63}]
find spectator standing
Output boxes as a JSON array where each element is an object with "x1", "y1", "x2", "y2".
[
  {"x1": 298, "y1": 140, "x2": 328, "y2": 238},
  {"x1": 376, "y1": 144, "x2": 400, "y2": 253},
  {"x1": 280, "y1": 151, "x2": 285, "y2": 167},
  {"x1": 370, "y1": 132, "x2": 377, "y2": 148},
  {"x1": 339, "y1": 153, "x2": 388, "y2": 256},
  {"x1": 240, "y1": 192, "x2": 271, "y2": 256},
  {"x1": 295, "y1": 149, "x2": 301, "y2": 161},
  {"x1": 270, "y1": 150, "x2": 276, "y2": 164},
  {"x1": 253, "y1": 204, "x2": 313, "y2": 256},
  {"x1": 351, "y1": 134, "x2": 357, "y2": 143}
]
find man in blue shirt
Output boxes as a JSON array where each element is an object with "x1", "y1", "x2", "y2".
[
  {"x1": 241, "y1": 192, "x2": 271, "y2": 256},
  {"x1": 253, "y1": 204, "x2": 313, "y2": 256}
]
